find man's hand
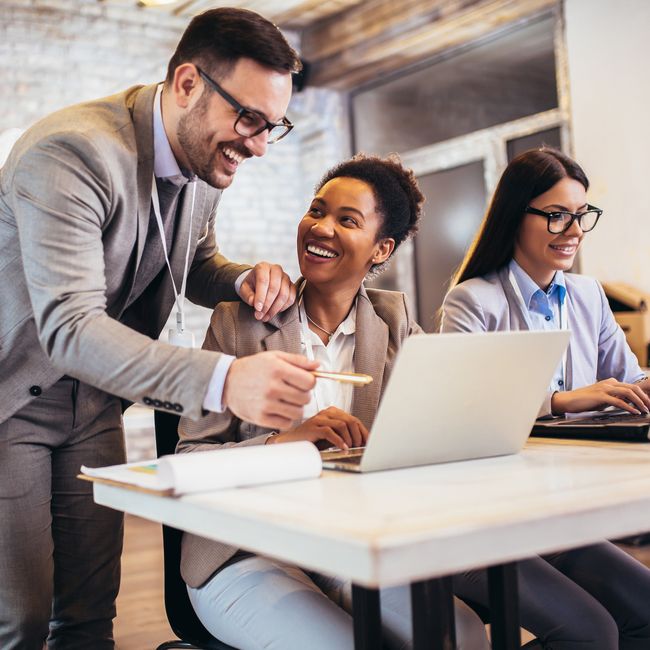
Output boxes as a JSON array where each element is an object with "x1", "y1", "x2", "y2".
[
  {"x1": 238, "y1": 262, "x2": 296, "y2": 322},
  {"x1": 222, "y1": 351, "x2": 318, "y2": 429},
  {"x1": 267, "y1": 406, "x2": 370, "y2": 450},
  {"x1": 551, "y1": 378, "x2": 650, "y2": 416}
]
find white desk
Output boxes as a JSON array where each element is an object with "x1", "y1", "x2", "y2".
[{"x1": 94, "y1": 439, "x2": 650, "y2": 649}]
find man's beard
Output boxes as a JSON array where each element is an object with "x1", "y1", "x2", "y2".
[{"x1": 177, "y1": 94, "x2": 230, "y2": 189}]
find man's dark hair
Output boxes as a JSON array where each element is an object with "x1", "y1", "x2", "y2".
[
  {"x1": 316, "y1": 153, "x2": 424, "y2": 273},
  {"x1": 166, "y1": 7, "x2": 301, "y2": 84}
]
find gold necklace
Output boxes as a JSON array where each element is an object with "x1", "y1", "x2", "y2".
[{"x1": 305, "y1": 311, "x2": 335, "y2": 337}]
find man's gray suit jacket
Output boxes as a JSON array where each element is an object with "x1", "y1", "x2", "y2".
[{"x1": 0, "y1": 83, "x2": 250, "y2": 423}]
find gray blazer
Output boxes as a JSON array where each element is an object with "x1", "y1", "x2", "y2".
[
  {"x1": 178, "y1": 281, "x2": 422, "y2": 588},
  {"x1": 441, "y1": 267, "x2": 644, "y2": 415},
  {"x1": 0, "y1": 84, "x2": 250, "y2": 422}
]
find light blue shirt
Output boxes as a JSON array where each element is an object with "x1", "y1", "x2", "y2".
[
  {"x1": 508, "y1": 259, "x2": 567, "y2": 392},
  {"x1": 153, "y1": 85, "x2": 184, "y2": 180}
]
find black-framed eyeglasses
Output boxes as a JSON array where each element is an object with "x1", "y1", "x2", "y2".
[
  {"x1": 525, "y1": 205, "x2": 603, "y2": 234},
  {"x1": 196, "y1": 67, "x2": 293, "y2": 144}
]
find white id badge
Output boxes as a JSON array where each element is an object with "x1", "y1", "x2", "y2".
[{"x1": 168, "y1": 328, "x2": 196, "y2": 348}]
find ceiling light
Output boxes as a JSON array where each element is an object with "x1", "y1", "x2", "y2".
[{"x1": 138, "y1": 0, "x2": 180, "y2": 7}]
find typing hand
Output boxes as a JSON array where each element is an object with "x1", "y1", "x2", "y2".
[
  {"x1": 222, "y1": 351, "x2": 318, "y2": 429},
  {"x1": 551, "y1": 378, "x2": 650, "y2": 416},
  {"x1": 238, "y1": 262, "x2": 296, "y2": 322},
  {"x1": 267, "y1": 406, "x2": 370, "y2": 450}
]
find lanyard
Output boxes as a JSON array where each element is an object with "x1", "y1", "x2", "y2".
[
  {"x1": 151, "y1": 175, "x2": 196, "y2": 347},
  {"x1": 508, "y1": 269, "x2": 569, "y2": 389}
]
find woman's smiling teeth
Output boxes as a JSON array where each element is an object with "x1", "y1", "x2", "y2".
[
  {"x1": 306, "y1": 244, "x2": 338, "y2": 259},
  {"x1": 550, "y1": 244, "x2": 577, "y2": 253}
]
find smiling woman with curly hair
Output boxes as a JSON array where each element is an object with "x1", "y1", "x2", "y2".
[{"x1": 175, "y1": 153, "x2": 491, "y2": 650}]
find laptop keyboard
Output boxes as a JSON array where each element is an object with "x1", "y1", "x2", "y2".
[
  {"x1": 559, "y1": 413, "x2": 650, "y2": 426},
  {"x1": 320, "y1": 448, "x2": 364, "y2": 463},
  {"x1": 328, "y1": 454, "x2": 363, "y2": 464}
]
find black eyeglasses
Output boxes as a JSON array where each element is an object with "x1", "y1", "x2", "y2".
[
  {"x1": 196, "y1": 67, "x2": 293, "y2": 144},
  {"x1": 525, "y1": 205, "x2": 603, "y2": 234}
]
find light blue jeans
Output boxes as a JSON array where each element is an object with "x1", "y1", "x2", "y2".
[{"x1": 188, "y1": 555, "x2": 489, "y2": 650}]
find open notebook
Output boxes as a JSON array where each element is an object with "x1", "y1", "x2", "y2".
[{"x1": 79, "y1": 441, "x2": 322, "y2": 496}]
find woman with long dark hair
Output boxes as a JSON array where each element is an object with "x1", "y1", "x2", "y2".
[{"x1": 442, "y1": 147, "x2": 650, "y2": 649}]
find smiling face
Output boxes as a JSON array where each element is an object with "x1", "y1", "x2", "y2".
[
  {"x1": 176, "y1": 57, "x2": 292, "y2": 189},
  {"x1": 514, "y1": 176, "x2": 588, "y2": 288},
  {"x1": 297, "y1": 177, "x2": 395, "y2": 293}
]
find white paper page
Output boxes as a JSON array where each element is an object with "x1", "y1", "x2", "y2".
[
  {"x1": 82, "y1": 441, "x2": 322, "y2": 495},
  {"x1": 158, "y1": 441, "x2": 322, "y2": 494}
]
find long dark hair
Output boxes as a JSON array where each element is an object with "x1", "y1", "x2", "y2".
[{"x1": 451, "y1": 148, "x2": 589, "y2": 287}]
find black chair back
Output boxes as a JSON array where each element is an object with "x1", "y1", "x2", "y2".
[{"x1": 154, "y1": 410, "x2": 236, "y2": 650}]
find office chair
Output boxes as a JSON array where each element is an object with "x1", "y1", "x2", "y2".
[{"x1": 154, "y1": 410, "x2": 237, "y2": 650}]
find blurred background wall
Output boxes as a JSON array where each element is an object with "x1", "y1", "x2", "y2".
[{"x1": 564, "y1": 0, "x2": 650, "y2": 292}]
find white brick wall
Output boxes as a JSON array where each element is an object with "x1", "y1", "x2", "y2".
[{"x1": 0, "y1": 1, "x2": 187, "y2": 128}]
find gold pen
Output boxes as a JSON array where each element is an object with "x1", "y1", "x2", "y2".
[{"x1": 312, "y1": 370, "x2": 373, "y2": 386}]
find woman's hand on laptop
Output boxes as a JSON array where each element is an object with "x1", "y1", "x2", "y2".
[
  {"x1": 266, "y1": 407, "x2": 369, "y2": 450},
  {"x1": 551, "y1": 378, "x2": 650, "y2": 416}
]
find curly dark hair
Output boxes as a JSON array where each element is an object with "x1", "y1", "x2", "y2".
[{"x1": 315, "y1": 153, "x2": 424, "y2": 272}]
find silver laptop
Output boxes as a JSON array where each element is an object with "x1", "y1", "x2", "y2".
[{"x1": 321, "y1": 330, "x2": 570, "y2": 472}]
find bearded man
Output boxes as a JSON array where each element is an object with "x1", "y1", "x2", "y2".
[{"x1": 0, "y1": 8, "x2": 317, "y2": 648}]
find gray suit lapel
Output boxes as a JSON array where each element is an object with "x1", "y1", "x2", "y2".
[
  {"x1": 352, "y1": 289, "x2": 389, "y2": 430},
  {"x1": 131, "y1": 84, "x2": 158, "y2": 269},
  {"x1": 113, "y1": 84, "x2": 157, "y2": 318},
  {"x1": 497, "y1": 266, "x2": 531, "y2": 330},
  {"x1": 127, "y1": 83, "x2": 209, "y2": 326}
]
